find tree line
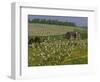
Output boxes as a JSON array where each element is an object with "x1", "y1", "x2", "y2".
[{"x1": 28, "y1": 19, "x2": 76, "y2": 27}]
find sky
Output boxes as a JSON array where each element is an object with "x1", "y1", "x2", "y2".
[{"x1": 28, "y1": 15, "x2": 88, "y2": 27}]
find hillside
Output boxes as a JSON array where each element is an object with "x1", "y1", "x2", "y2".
[{"x1": 28, "y1": 23, "x2": 87, "y2": 36}]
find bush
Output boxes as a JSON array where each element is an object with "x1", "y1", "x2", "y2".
[{"x1": 28, "y1": 38, "x2": 34, "y2": 45}]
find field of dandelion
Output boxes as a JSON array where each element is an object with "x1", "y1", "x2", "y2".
[{"x1": 28, "y1": 23, "x2": 88, "y2": 66}]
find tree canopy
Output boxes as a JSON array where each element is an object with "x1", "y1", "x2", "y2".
[{"x1": 28, "y1": 19, "x2": 76, "y2": 27}]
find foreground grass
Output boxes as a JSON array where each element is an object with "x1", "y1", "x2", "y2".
[{"x1": 28, "y1": 39, "x2": 88, "y2": 66}]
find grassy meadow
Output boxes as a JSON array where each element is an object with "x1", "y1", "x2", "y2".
[{"x1": 28, "y1": 23, "x2": 88, "y2": 66}]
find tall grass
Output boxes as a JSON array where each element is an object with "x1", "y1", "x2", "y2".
[{"x1": 28, "y1": 39, "x2": 88, "y2": 66}]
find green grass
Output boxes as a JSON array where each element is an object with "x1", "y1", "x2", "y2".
[{"x1": 28, "y1": 39, "x2": 88, "y2": 66}]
